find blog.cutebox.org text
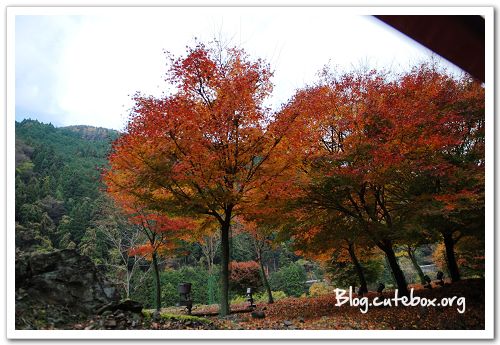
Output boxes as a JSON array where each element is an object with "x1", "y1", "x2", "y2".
[{"x1": 334, "y1": 287, "x2": 466, "y2": 314}]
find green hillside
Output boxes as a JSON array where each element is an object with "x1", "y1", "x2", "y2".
[{"x1": 15, "y1": 119, "x2": 120, "y2": 253}]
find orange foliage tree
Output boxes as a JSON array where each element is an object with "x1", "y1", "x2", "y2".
[
  {"x1": 104, "y1": 42, "x2": 301, "y2": 316},
  {"x1": 102, "y1": 181, "x2": 195, "y2": 310},
  {"x1": 275, "y1": 64, "x2": 484, "y2": 294}
]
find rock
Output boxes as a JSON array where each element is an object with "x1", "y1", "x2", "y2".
[
  {"x1": 298, "y1": 316, "x2": 305, "y2": 323},
  {"x1": 283, "y1": 320, "x2": 293, "y2": 327},
  {"x1": 15, "y1": 252, "x2": 31, "y2": 287},
  {"x1": 15, "y1": 249, "x2": 120, "y2": 329},
  {"x1": 251, "y1": 311, "x2": 266, "y2": 319},
  {"x1": 117, "y1": 300, "x2": 143, "y2": 313},
  {"x1": 102, "y1": 310, "x2": 112, "y2": 317},
  {"x1": 21, "y1": 249, "x2": 119, "y2": 313},
  {"x1": 96, "y1": 302, "x2": 115, "y2": 315},
  {"x1": 96, "y1": 299, "x2": 142, "y2": 315},
  {"x1": 104, "y1": 319, "x2": 117, "y2": 328}
]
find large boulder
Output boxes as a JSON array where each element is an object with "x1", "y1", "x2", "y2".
[{"x1": 16, "y1": 249, "x2": 120, "y2": 328}]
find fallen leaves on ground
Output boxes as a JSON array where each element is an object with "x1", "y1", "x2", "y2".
[{"x1": 209, "y1": 279, "x2": 484, "y2": 330}]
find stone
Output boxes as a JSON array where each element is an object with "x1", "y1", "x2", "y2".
[
  {"x1": 19, "y1": 249, "x2": 119, "y2": 314},
  {"x1": 283, "y1": 320, "x2": 293, "y2": 327},
  {"x1": 251, "y1": 311, "x2": 265, "y2": 319},
  {"x1": 15, "y1": 249, "x2": 120, "y2": 329},
  {"x1": 104, "y1": 319, "x2": 117, "y2": 328},
  {"x1": 116, "y1": 299, "x2": 143, "y2": 313},
  {"x1": 96, "y1": 300, "x2": 142, "y2": 315}
]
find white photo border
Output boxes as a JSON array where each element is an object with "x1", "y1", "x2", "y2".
[{"x1": 5, "y1": 4, "x2": 494, "y2": 340}]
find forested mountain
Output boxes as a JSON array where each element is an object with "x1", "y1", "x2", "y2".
[{"x1": 15, "y1": 119, "x2": 120, "y2": 253}]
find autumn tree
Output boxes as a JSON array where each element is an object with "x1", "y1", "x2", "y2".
[
  {"x1": 103, "y1": 171, "x2": 195, "y2": 311},
  {"x1": 408, "y1": 70, "x2": 485, "y2": 282},
  {"x1": 104, "y1": 42, "x2": 300, "y2": 316},
  {"x1": 287, "y1": 208, "x2": 372, "y2": 294},
  {"x1": 276, "y1": 64, "x2": 484, "y2": 294},
  {"x1": 80, "y1": 197, "x2": 151, "y2": 298},
  {"x1": 127, "y1": 207, "x2": 194, "y2": 311}
]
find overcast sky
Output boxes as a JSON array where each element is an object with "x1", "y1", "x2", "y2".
[{"x1": 15, "y1": 8, "x2": 463, "y2": 131}]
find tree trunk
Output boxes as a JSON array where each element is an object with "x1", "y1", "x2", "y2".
[
  {"x1": 407, "y1": 246, "x2": 427, "y2": 285},
  {"x1": 380, "y1": 241, "x2": 409, "y2": 296},
  {"x1": 442, "y1": 230, "x2": 461, "y2": 282},
  {"x1": 257, "y1": 247, "x2": 274, "y2": 304},
  {"x1": 151, "y1": 251, "x2": 162, "y2": 311},
  {"x1": 219, "y1": 214, "x2": 231, "y2": 316},
  {"x1": 347, "y1": 243, "x2": 368, "y2": 293},
  {"x1": 384, "y1": 255, "x2": 397, "y2": 287}
]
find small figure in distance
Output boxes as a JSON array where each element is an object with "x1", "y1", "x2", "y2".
[
  {"x1": 423, "y1": 275, "x2": 433, "y2": 289},
  {"x1": 377, "y1": 282, "x2": 385, "y2": 296},
  {"x1": 436, "y1": 271, "x2": 445, "y2": 287}
]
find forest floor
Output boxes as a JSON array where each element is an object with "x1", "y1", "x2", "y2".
[
  {"x1": 198, "y1": 278, "x2": 485, "y2": 330},
  {"x1": 70, "y1": 278, "x2": 484, "y2": 330}
]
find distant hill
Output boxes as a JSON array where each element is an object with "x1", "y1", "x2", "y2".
[
  {"x1": 62, "y1": 125, "x2": 121, "y2": 141},
  {"x1": 16, "y1": 120, "x2": 120, "y2": 159},
  {"x1": 15, "y1": 119, "x2": 121, "y2": 253}
]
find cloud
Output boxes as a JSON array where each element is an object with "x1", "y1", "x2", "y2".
[
  {"x1": 14, "y1": 8, "x2": 463, "y2": 130},
  {"x1": 15, "y1": 15, "x2": 81, "y2": 125}
]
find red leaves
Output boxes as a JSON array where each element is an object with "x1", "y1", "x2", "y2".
[
  {"x1": 229, "y1": 261, "x2": 262, "y2": 291},
  {"x1": 209, "y1": 279, "x2": 484, "y2": 330},
  {"x1": 103, "y1": 41, "x2": 302, "y2": 242}
]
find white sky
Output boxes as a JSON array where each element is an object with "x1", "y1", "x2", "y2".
[{"x1": 15, "y1": 7, "x2": 464, "y2": 131}]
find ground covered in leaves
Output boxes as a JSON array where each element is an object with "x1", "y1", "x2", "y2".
[
  {"x1": 203, "y1": 279, "x2": 484, "y2": 330},
  {"x1": 65, "y1": 279, "x2": 484, "y2": 330}
]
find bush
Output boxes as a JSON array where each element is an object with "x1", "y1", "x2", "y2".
[
  {"x1": 269, "y1": 263, "x2": 307, "y2": 297},
  {"x1": 229, "y1": 261, "x2": 262, "y2": 294},
  {"x1": 131, "y1": 265, "x2": 221, "y2": 308},
  {"x1": 326, "y1": 257, "x2": 384, "y2": 290},
  {"x1": 230, "y1": 294, "x2": 247, "y2": 305},
  {"x1": 308, "y1": 282, "x2": 335, "y2": 297},
  {"x1": 230, "y1": 290, "x2": 287, "y2": 305},
  {"x1": 160, "y1": 266, "x2": 220, "y2": 307},
  {"x1": 255, "y1": 290, "x2": 287, "y2": 302}
]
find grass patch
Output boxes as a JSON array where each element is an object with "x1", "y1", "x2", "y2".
[
  {"x1": 142, "y1": 309, "x2": 211, "y2": 324},
  {"x1": 160, "y1": 313, "x2": 211, "y2": 324}
]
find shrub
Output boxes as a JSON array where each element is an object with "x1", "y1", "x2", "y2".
[
  {"x1": 325, "y1": 257, "x2": 384, "y2": 289},
  {"x1": 269, "y1": 262, "x2": 307, "y2": 297},
  {"x1": 230, "y1": 294, "x2": 247, "y2": 305},
  {"x1": 229, "y1": 261, "x2": 262, "y2": 294},
  {"x1": 131, "y1": 265, "x2": 221, "y2": 308},
  {"x1": 160, "y1": 266, "x2": 219, "y2": 307},
  {"x1": 255, "y1": 290, "x2": 287, "y2": 302},
  {"x1": 230, "y1": 290, "x2": 287, "y2": 305},
  {"x1": 308, "y1": 282, "x2": 335, "y2": 297}
]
